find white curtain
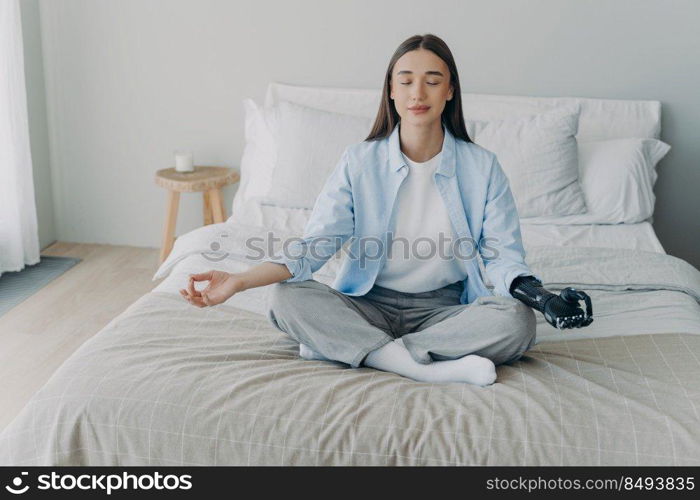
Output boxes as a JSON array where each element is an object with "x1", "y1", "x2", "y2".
[{"x1": 0, "y1": 0, "x2": 40, "y2": 277}]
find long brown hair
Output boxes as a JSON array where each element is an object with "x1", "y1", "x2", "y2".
[{"x1": 364, "y1": 34, "x2": 472, "y2": 143}]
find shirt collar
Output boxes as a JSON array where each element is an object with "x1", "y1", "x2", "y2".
[{"x1": 388, "y1": 121, "x2": 456, "y2": 177}]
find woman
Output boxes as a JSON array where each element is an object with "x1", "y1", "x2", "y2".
[{"x1": 180, "y1": 34, "x2": 593, "y2": 386}]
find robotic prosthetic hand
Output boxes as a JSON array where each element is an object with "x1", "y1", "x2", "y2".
[{"x1": 509, "y1": 275, "x2": 594, "y2": 330}]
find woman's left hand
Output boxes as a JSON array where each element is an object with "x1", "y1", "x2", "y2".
[{"x1": 543, "y1": 287, "x2": 594, "y2": 329}]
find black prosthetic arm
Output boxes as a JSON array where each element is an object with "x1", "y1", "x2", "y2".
[{"x1": 509, "y1": 275, "x2": 594, "y2": 330}]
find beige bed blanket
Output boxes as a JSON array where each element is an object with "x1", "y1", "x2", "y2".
[{"x1": 1, "y1": 290, "x2": 699, "y2": 466}]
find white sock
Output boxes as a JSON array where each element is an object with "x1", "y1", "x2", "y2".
[
  {"x1": 299, "y1": 343, "x2": 330, "y2": 361},
  {"x1": 364, "y1": 339, "x2": 497, "y2": 386}
]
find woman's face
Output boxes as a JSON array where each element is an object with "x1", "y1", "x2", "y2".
[{"x1": 390, "y1": 49, "x2": 454, "y2": 126}]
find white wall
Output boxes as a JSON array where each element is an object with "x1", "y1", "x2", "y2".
[{"x1": 30, "y1": 0, "x2": 700, "y2": 267}]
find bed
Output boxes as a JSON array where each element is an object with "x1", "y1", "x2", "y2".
[{"x1": 1, "y1": 84, "x2": 699, "y2": 466}]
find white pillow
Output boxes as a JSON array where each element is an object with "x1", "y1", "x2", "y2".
[
  {"x1": 519, "y1": 138, "x2": 671, "y2": 225},
  {"x1": 578, "y1": 138, "x2": 670, "y2": 223},
  {"x1": 230, "y1": 98, "x2": 277, "y2": 227},
  {"x1": 262, "y1": 100, "x2": 373, "y2": 209},
  {"x1": 465, "y1": 106, "x2": 586, "y2": 218}
]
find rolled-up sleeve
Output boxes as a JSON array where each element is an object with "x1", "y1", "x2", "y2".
[
  {"x1": 478, "y1": 155, "x2": 542, "y2": 296},
  {"x1": 262, "y1": 147, "x2": 355, "y2": 282}
]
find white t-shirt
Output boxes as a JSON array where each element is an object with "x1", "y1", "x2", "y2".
[{"x1": 374, "y1": 150, "x2": 465, "y2": 293}]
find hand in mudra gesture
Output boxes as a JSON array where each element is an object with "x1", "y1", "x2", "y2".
[{"x1": 179, "y1": 270, "x2": 245, "y2": 307}]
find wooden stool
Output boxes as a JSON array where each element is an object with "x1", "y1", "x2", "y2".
[{"x1": 155, "y1": 166, "x2": 240, "y2": 264}]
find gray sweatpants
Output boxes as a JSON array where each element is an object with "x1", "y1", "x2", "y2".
[{"x1": 266, "y1": 279, "x2": 537, "y2": 368}]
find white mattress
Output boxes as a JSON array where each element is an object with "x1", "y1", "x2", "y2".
[{"x1": 520, "y1": 221, "x2": 664, "y2": 253}]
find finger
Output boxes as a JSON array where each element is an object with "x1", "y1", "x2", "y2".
[
  {"x1": 189, "y1": 271, "x2": 213, "y2": 282},
  {"x1": 181, "y1": 289, "x2": 202, "y2": 307},
  {"x1": 188, "y1": 277, "x2": 202, "y2": 297},
  {"x1": 189, "y1": 294, "x2": 207, "y2": 308},
  {"x1": 183, "y1": 293, "x2": 193, "y2": 305}
]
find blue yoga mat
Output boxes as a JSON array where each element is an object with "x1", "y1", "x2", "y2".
[{"x1": 0, "y1": 256, "x2": 81, "y2": 317}]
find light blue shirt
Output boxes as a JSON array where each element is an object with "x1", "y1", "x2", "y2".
[{"x1": 263, "y1": 122, "x2": 539, "y2": 305}]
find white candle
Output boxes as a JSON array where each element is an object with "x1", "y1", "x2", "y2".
[{"x1": 174, "y1": 151, "x2": 194, "y2": 172}]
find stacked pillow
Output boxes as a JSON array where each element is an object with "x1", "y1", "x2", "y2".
[
  {"x1": 232, "y1": 99, "x2": 276, "y2": 222},
  {"x1": 465, "y1": 106, "x2": 586, "y2": 218},
  {"x1": 232, "y1": 98, "x2": 670, "y2": 234},
  {"x1": 231, "y1": 99, "x2": 372, "y2": 232},
  {"x1": 266, "y1": 101, "x2": 373, "y2": 209},
  {"x1": 572, "y1": 138, "x2": 670, "y2": 223},
  {"x1": 515, "y1": 137, "x2": 670, "y2": 225}
]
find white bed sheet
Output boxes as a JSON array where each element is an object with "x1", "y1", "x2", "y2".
[
  {"x1": 520, "y1": 221, "x2": 665, "y2": 253},
  {"x1": 153, "y1": 222, "x2": 668, "y2": 328}
]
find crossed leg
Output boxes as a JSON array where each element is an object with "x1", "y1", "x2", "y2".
[
  {"x1": 267, "y1": 281, "x2": 501, "y2": 386},
  {"x1": 400, "y1": 295, "x2": 537, "y2": 366}
]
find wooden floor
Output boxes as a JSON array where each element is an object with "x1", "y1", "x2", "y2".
[{"x1": 0, "y1": 242, "x2": 163, "y2": 432}]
